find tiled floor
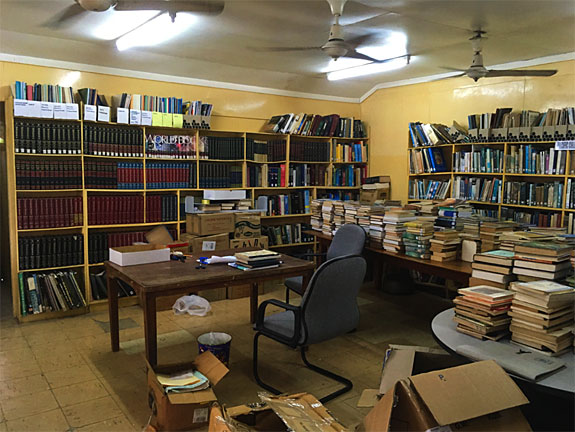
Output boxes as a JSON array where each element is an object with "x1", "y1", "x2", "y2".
[{"x1": 0, "y1": 284, "x2": 451, "y2": 431}]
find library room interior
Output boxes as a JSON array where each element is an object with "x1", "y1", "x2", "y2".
[{"x1": 0, "y1": 0, "x2": 575, "y2": 431}]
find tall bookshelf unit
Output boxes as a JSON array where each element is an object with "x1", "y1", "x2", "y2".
[{"x1": 5, "y1": 102, "x2": 369, "y2": 322}]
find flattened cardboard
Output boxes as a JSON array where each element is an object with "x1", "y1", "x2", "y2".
[
  {"x1": 146, "y1": 225, "x2": 174, "y2": 245},
  {"x1": 109, "y1": 244, "x2": 170, "y2": 266}
]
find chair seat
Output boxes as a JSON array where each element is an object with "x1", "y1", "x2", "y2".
[
  {"x1": 285, "y1": 276, "x2": 304, "y2": 294},
  {"x1": 260, "y1": 311, "x2": 304, "y2": 344}
]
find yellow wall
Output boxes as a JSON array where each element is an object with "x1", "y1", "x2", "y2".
[
  {"x1": 361, "y1": 60, "x2": 575, "y2": 202},
  {"x1": 0, "y1": 61, "x2": 360, "y2": 131}
]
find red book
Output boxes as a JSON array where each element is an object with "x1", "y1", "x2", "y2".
[
  {"x1": 280, "y1": 164, "x2": 286, "y2": 187},
  {"x1": 26, "y1": 85, "x2": 33, "y2": 101}
]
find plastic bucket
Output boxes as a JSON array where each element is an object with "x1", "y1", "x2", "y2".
[{"x1": 197, "y1": 332, "x2": 232, "y2": 366}]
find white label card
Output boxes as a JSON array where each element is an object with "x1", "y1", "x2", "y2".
[
  {"x1": 84, "y1": 104, "x2": 97, "y2": 121},
  {"x1": 66, "y1": 103, "x2": 79, "y2": 120},
  {"x1": 98, "y1": 106, "x2": 111, "y2": 122},
  {"x1": 40, "y1": 102, "x2": 54, "y2": 118},
  {"x1": 192, "y1": 408, "x2": 209, "y2": 423},
  {"x1": 117, "y1": 108, "x2": 129, "y2": 124},
  {"x1": 27, "y1": 101, "x2": 42, "y2": 118},
  {"x1": 141, "y1": 110, "x2": 153, "y2": 126},
  {"x1": 53, "y1": 103, "x2": 67, "y2": 119},
  {"x1": 13, "y1": 99, "x2": 28, "y2": 117},
  {"x1": 130, "y1": 109, "x2": 141, "y2": 125},
  {"x1": 202, "y1": 241, "x2": 216, "y2": 251},
  {"x1": 555, "y1": 140, "x2": 575, "y2": 150}
]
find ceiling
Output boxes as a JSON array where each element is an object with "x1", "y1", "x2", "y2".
[{"x1": 0, "y1": 0, "x2": 574, "y2": 99}]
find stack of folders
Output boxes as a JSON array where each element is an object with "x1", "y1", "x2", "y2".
[
  {"x1": 403, "y1": 220, "x2": 434, "y2": 259},
  {"x1": 512, "y1": 242, "x2": 573, "y2": 282},
  {"x1": 453, "y1": 286, "x2": 514, "y2": 341},
  {"x1": 156, "y1": 369, "x2": 209, "y2": 394},
  {"x1": 470, "y1": 250, "x2": 516, "y2": 289},
  {"x1": 430, "y1": 230, "x2": 461, "y2": 262},
  {"x1": 479, "y1": 221, "x2": 516, "y2": 252},
  {"x1": 230, "y1": 250, "x2": 281, "y2": 271},
  {"x1": 509, "y1": 281, "x2": 574, "y2": 355}
]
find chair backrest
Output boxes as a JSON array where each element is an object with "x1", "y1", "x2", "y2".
[
  {"x1": 326, "y1": 224, "x2": 366, "y2": 260},
  {"x1": 300, "y1": 255, "x2": 366, "y2": 345}
]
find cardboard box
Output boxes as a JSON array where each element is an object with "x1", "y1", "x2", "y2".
[
  {"x1": 209, "y1": 392, "x2": 347, "y2": 432},
  {"x1": 187, "y1": 213, "x2": 235, "y2": 236},
  {"x1": 147, "y1": 226, "x2": 190, "y2": 253},
  {"x1": 360, "y1": 184, "x2": 390, "y2": 205},
  {"x1": 360, "y1": 360, "x2": 530, "y2": 432},
  {"x1": 233, "y1": 213, "x2": 261, "y2": 239},
  {"x1": 148, "y1": 351, "x2": 229, "y2": 431},
  {"x1": 191, "y1": 233, "x2": 230, "y2": 254},
  {"x1": 109, "y1": 244, "x2": 170, "y2": 267},
  {"x1": 229, "y1": 237, "x2": 268, "y2": 249}
]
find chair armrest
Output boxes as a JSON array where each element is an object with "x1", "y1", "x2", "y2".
[{"x1": 255, "y1": 299, "x2": 302, "y2": 345}]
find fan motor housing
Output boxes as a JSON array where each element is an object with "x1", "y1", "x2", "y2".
[
  {"x1": 77, "y1": 0, "x2": 115, "y2": 12},
  {"x1": 321, "y1": 40, "x2": 348, "y2": 60}
]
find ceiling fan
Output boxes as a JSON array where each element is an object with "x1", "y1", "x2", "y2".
[
  {"x1": 445, "y1": 31, "x2": 557, "y2": 81},
  {"x1": 45, "y1": 0, "x2": 224, "y2": 28}
]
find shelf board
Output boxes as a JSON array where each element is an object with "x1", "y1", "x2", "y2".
[
  {"x1": 14, "y1": 116, "x2": 81, "y2": 123},
  {"x1": 19, "y1": 226, "x2": 82, "y2": 232},
  {"x1": 246, "y1": 160, "x2": 287, "y2": 164},
  {"x1": 88, "y1": 262, "x2": 104, "y2": 267},
  {"x1": 199, "y1": 159, "x2": 244, "y2": 162},
  {"x1": 333, "y1": 137, "x2": 369, "y2": 141},
  {"x1": 290, "y1": 161, "x2": 330, "y2": 164},
  {"x1": 320, "y1": 186, "x2": 360, "y2": 189},
  {"x1": 269, "y1": 242, "x2": 314, "y2": 248},
  {"x1": 145, "y1": 156, "x2": 196, "y2": 161},
  {"x1": 17, "y1": 189, "x2": 83, "y2": 193},
  {"x1": 453, "y1": 142, "x2": 505, "y2": 146},
  {"x1": 262, "y1": 213, "x2": 311, "y2": 219},
  {"x1": 332, "y1": 161, "x2": 367, "y2": 164},
  {"x1": 565, "y1": 209, "x2": 575, "y2": 212},
  {"x1": 15, "y1": 152, "x2": 82, "y2": 157},
  {"x1": 252, "y1": 186, "x2": 312, "y2": 190},
  {"x1": 88, "y1": 221, "x2": 178, "y2": 228},
  {"x1": 84, "y1": 154, "x2": 144, "y2": 159},
  {"x1": 19, "y1": 264, "x2": 84, "y2": 273},
  {"x1": 453, "y1": 172, "x2": 503, "y2": 175},
  {"x1": 86, "y1": 189, "x2": 145, "y2": 192},
  {"x1": 408, "y1": 144, "x2": 453, "y2": 150},
  {"x1": 18, "y1": 306, "x2": 89, "y2": 323},
  {"x1": 408, "y1": 172, "x2": 451, "y2": 176},
  {"x1": 501, "y1": 203, "x2": 564, "y2": 211},
  {"x1": 504, "y1": 173, "x2": 566, "y2": 178},
  {"x1": 466, "y1": 201, "x2": 501, "y2": 206}
]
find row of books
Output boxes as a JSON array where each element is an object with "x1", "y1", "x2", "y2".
[
  {"x1": 14, "y1": 120, "x2": 82, "y2": 154},
  {"x1": 198, "y1": 163, "x2": 242, "y2": 188},
  {"x1": 146, "y1": 195, "x2": 178, "y2": 223},
  {"x1": 453, "y1": 177, "x2": 501, "y2": 203},
  {"x1": 246, "y1": 165, "x2": 277, "y2": 188},
  {"x1": 87, "y1": 195, "x2": 144, "y2": 226},
  {"x1": 17, "y1": 197, "x2": 83, "y2": 230},
  {"x1": 13, "y1": 81, "x2": 75, "y2": 103},
  {"x1": 262, "y1": 223, "x2": 314, "y2": 246},
  {"x1": 332, "y1": 141, "x2": 368, "y2": 163},
  {"x1": 85, "y1": 161, "x2": 144, "y2": 189},
  {"x1": 145, "y1": 134, "x2": 196, "y2": 159},
  {"x1": 146, "y1": 162, "x2": 196, "y2": 189},
  {"x1": 18, "y1": 234, "x2": 84, "y2": 271},
  {"x1": 502, "y1": 181, "x2": 563, "y2": 209},
  {"x1": 332, "y1": 165, "x2": 367, "y2": 187},
  {"x1": 506, "y1": 145, "x2": 567, "y2": 175},
  {"x1": 199, "y1": 136, "x2": 244, "y2": 160},
  {"x1": 90, "y1": 271, "x2": 137, "y2": 301},
  {"x1": 408, "y1": 122, "x2": 453, "y2": 147},
  {"x1": 16, "y1": 160, "x2": 82, "y2": 190},
  {"x1": 289, "y1": 164, "x2": 327, "y2": 187},
  {"x1": 567, "y1": 179, "x2": 575, "y2": 209},
  {"x1": 408, "y1": 179, "x2": 451, "y2": 200},
  {"x1": 263, "y1": 113, "x2": 366, "y2": 138},
  {"x1": 259, "y1": 190, "x2": 311, "y2": 216},
  {"x1": 453, "y1": 148, "x2": 503, "y2": 173},
  {"x1": 469, "y1": 107, "x2": 575, "y2": 129},
  {"x1": 468, "y1": 108, "x2": 514, "y2": 130},
  {"x1": 409, "y1": 147, "x2": 448, "y2": 173},
  {"x1": 501, "y1": 209, "x2": 564, "y2": 229},
  {"x1": 113, "y1": 93, "x2": 213, "y2": 116},
  {"x1": 246, "y1": 139, "x2": 286, "y2": 162},
  {"x1": 18, "y1": 271, "x2": 85, "y2": 316},
  {"x1": 84, "y1": 124, "x2": 144, "y2": 157},
  {"x1": 289, "y1": 141, "x2": 330, "y2": 162}
]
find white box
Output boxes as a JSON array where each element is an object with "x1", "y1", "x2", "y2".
[
  {"x1": 109, "y1": 245, "x2": 170, "y2": 267},
  {"x1": 203, "y1": 190, "x2": 246, "y2": 201}
]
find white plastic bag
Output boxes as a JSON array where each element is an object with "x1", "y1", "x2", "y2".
[{"x1": 172, "y1": 295, "x2": 211, "y2": 316}]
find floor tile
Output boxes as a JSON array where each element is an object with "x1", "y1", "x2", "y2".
[
  {"x1": 44, "y1": 364, "x2": 98, "y2": 388},
  {"x1": 37, "y1": 350, "x2": 87, "y2": 373},
  {"x1": 0, "y1": 358, "x2": 42, "y2": 382},
  {"x1": 5, "y1": 408, "x2": 69, "y2": 432},
  {"x1": 52, "y1": 379, "x2": 109, "y2": 407},
  {"x1": 0, "y1": 374, "x2": 50, "y2": 401},
  {"x1": 0, "y1": 337, "x2": 29, "y2": 352},
  {"x1": 76, "y1": 415, "x2": 136, "y2": 432},
  {"x1": 1, "y1": 389, "x2": 59, "y2": 421},
  {"x1": 0, "y1": 348, "x2": 35, "y2": 367},
  {"x1": 63, "y1": 396, "x2": 123, "y2": 428}
]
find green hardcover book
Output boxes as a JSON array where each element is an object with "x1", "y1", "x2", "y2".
[{"x1": 18, "y1": 273, "x2": 27, "y2": 316}]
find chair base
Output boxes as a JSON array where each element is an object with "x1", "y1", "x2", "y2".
[{"x1": 253, "y1": 332, "x2": 353, "y2": 403}]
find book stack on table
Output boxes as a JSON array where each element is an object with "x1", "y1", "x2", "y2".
[
  {"x1": 512, "y1": 242, "x2": 573, "y2": 283},
  {"x1": 509, "y1": 280, "x2": 574, "y2": 355},
  {"x1": 332, "y1": 201, "x2": 345, "y2": 232},
  {"x1": 310, "y1": 199, "x2": 323, "y2": 231},
  {"x1": 453, "y1": 286, "x2": 514, "y2": 341},
  {"x1": 382, "y1": 209, "x2": 416, "y2": 253},
  {"x1": 368, "y1": 213, "x2": 385, "y2": 248},
  {"x1": 321, "y1": 201, "x2": 334, "y2": 236},
  {"x1": 403, "y1": 220, "x2": 434, "y2": 259},
  {"x1": 230, "y1": 250, "x2": 281, "y2": 271},
  {"x1": 430, "y1": 229, "x2": 461, "y2": 262},
  {"x1": 479, "y1": 221, "x2": 516, "y2": 252},
  {"x1": 470, "y1": 250, "x2": 516, "y2": 289}
]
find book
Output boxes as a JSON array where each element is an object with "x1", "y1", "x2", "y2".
[
  {"x1": 470, "y1": 270, "x2": 515, "y2": 284},
  {"x1": 473, "y1": 250, "x2": 514, "y2": 267},
  {"x1": 17, "y1": 197, "x2": 83, "y2": 230},
  {"x1": 458, "y1": 285, "x2": 514, "y2": 304},
  {"x1": 228, "y1": 262, "x2": 280, "y2": 271},
  {"x1": 235, "y1": 249, "x2": 280, "y2": 261},
  {"x1": 471, "y1": 262, "x2": 513, "y2": 275},
  {"x1": 514, "y1": 242, "x2": 572, "y2": 257},
  {"x1": 512, "y1": 266, "x2": 571, "y2": 280}
]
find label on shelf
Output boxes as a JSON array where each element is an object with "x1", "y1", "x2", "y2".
[
  {"x1": 53, "y1": 103, "x2": 67, "y2": 119},
  {"x1": 555, "y1": 140, "x2": 575, "y2": 150},
  {"x1": 66, "y1": 103, "x2": 79, "y2": 120},
  {"x1": 152, "y1": 111, "x2": 163, "y2": 126},
  {"x1": 117, "y1": 108, "x2": 129, "y2": 124},
  {"x1": 141, "y1": 110, "x2": 153, "y2": 126},
  {"x1": 130, "y1": 109, "x2": 141, "y2": 125},
  {"x1": 13, "y1": 99, "x2": 28, "y2": 117},
  {"x1": 40, "y1": 102, "x2": 54, "y2": 118},
  {"x1": 84, "y1": 104, "x2": 97, "y2": 122},
  {"x1": 162, "y1": 112, "x2": 173, "y2": 127},
  {"x1": 173, "y1": 114, "x2": 183, "y2": 128},
  {"x1": 98, "y1": 106, "x2": 111, "y2": 122}
]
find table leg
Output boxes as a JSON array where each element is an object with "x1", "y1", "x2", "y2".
[
  {"x1": 301, "y1": 271, "x2": 312, "y2": 293},
  {"x1": 250, "y1": 282, "x2": 258, "y2": 324},
  {"x1": 143, "y1": 292, "x2": 158, "y2": 366},
  {"x1": 108, "y1": 276, "x2": 120, "y2": 352}
]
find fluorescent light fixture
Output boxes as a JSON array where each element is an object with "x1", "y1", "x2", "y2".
[
  {"x1": 327, "y1": 56, "x2": 410, "y2": 81},
  {"x1": 93, "y1": 10, "x2": 160, "y2": 40},
  {"x1": 357, "y1": 31, "x2": 408, "y2": 61},
  {"x1": 322, "y1": 57, "x2": 370, "y2": 73},
  {"x1": 116, "y1": 12, "x2": 196, "y2": 52},
  {"x1": 59, "y1": 71, "x2": 81, "y2": 87}
]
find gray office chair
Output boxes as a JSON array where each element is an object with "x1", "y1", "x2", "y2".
[
  {"x1": 285, "y1": 223, "x2": 366, "y2": 301},
  {"x1": 253, "y1": 255, "x2": 367, "y2": 403}
]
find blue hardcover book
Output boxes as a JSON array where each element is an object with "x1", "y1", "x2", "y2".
[{"x1": 431, "y1": 147, "x2": 447, "y2": 172}]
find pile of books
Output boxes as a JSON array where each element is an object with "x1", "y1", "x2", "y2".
[
  {"x1": 357, "y1": 204, "x2": 377, "y2": 233},
  {"x1": 343, "y1": 201, "x2": 359, "y2": 225},
  {"x1": 333, "y1": 201, "x2": 346, "y2": 232},
  {"x1": 479, "y1": 221, "x2": 516, "y2": 252},
  {"x1": 430, "y1": 230, "x2": 461, "y2": 262},
  {"x1": 453, "y1": 286, "x2": 513, "y2": 340},
  {"x1": 235, "y1": 199, "x2": 251, "y2": 210},
  {"x1": 368, "y1": 213, "x2": 385, "y2": 248},
  {"x1": 230, "y1": 250, "x2": 281, "y2": 271},
  {"x1": 460, "y1": 219, "x2": 481, "y2": 241},
  {"x1": 499, "y1": 230, "x2": 555, "y2": 251},
  {"x1": 509, "y1": 280, "x2": 575, "y2": 355},
  {"x1": 470, "y1": 250, "x2": 516, "y2": 289},
  {"x1": 321, "y1": 201, "x2": 334, "y2": 236},
  {"x1": 512, "y1": 242, "x2": 573, "y2": 282},
  {"x1": 310, "y1": 199, "x2": 323, "y2": 231},
  {"x1": 434, "y1": 204, "x2": 473, "y2": 231},
  {"x1": 382, "y1": 209, "x2": 416, "y2": 253},
  {"x1": 403, "y1": 220, "x2": 434, "y2": 259}
]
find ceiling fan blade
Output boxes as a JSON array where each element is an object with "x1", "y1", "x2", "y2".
[
  {"x1": 248, "y1": 46, "x2": 321, "y2": 53},
  {"x1": 345, "y1": 33, "x2": 377, "y2": 49},
  {"x1": 439, "y1": 66, "x2": 468, "y2": 72},
  {"x1": 485, "y1": 69, "x2": 557, "y2": 77},
  {"x1": 43, "y1": 3, "x2": 85, "y2": 29},
  {"x1": 344, "y1": 50, "x2": 379, "y2": 62},
  {"x1": 115, "y1": 0, "x2": 224, "y2": 15}
]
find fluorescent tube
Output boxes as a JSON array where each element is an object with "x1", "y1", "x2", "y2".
[
  {"x1": 327, "y1": 56, "x2": 410, "y2": 81},
  {"x1": 93, "y1": 10, "x2": 160, "y2": 40}
]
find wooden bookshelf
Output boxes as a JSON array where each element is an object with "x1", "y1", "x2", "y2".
[{"x1": 5, "y1": 102, "x2": 369, "y2": 322}]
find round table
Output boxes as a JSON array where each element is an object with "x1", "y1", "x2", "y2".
[{"x1": 431, "y1": 308, "x2": 575, "y2": 395}]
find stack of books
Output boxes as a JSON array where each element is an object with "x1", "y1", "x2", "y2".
[
  {"x1": 509, "y1": 280, "x2": 575, "y2": 355},
  {"x1": 499, "y1": 230, "x2": 555, "y2": 251},
  {"x1": 470, "y1": 250, "x2": 516, "y2": 288},
  {"x1": 343, "y1": 201, "x2": 360, "y2": 225},
  {"x1": 479, "y1": 221, "x2": 516, "y2": 252},
  {"x1": 434, "y1": 204, "x2": 473, "y2": 231},
  {"x1": 230, "y1": 250, "x2": 281, "y2": 271},
  {"x1": 403, "y1": 220, "x2": 434, "y2": 259},
  {"x1": 382, "y1": 210, "x2": 417, "y2": 253},
  {"x1": 357, "y1": 204, "x2": 377, "y2": 233},
  {"x1": 321, "y1": 201, "x2": 334, "y2": 236},
  {"x1": 430, "y1": 230, "x2": 461, "y2": 262},
  {"x1": 368, "y1": 213, "x2": 385, "y2": 248},
  {"x1": 460, "y1": 219, "x2": 481, "y2": 241},
  {"x1": 310, "y1": 199, "x2": 323, "y2": 231},
  {"x1": 235, "y1": 199, "x2": 252, "y2": 211},
  {"x1": 512, "y1": 242, "x2": 573, "y2": 282},
  {"x1": 453, "y1": 286, "x2": 514, "y2": 340},
  {"x1": 333, "y1": 201, "x2": 345, "y2": 232}
]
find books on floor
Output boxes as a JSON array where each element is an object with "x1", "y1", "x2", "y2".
[
  {"x1": 512, "y1": 241, "x2": 573, "y2": 282},
  {"x1": 453, "y1": 285, "x2": 513, "y2": 340},
  {"x1": 471, "y1": 249, "x2": 516, "y2": 287},
  {"x1": 430, "y1": 229, "x2": 461, "y2": 262}
]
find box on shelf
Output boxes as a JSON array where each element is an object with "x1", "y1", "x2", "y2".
[
  {"x1": 109, "y1": 245, "x2": 170, "y2": 267},
  {"x1": 191, "y1": 233, "x2": 230, "y2": 254},
  {"x1": 229, "y1": 237, "x2": 268, "y2": 249},
  {"x1": 187, "y1": 213, "x2": 235, "y2": 236},
  {"x1": 233, "y1": 213, "x2": 261, "y2": 239},
  {"x1": 360, "y1": 183, "x2": 390, "y2": 205},
  {"x1": 148, "y1": 351, "x2": 229, "y2": 431},
  {"x1": 204, "y1": 190, "x2": 247, "y2": 201}
]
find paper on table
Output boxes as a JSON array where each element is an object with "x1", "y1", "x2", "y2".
[{"x1": 198, "y1": 256, "x2": 237, "y2": 265}]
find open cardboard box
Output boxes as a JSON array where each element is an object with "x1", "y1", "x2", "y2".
[
  {"x1": 209, "y1": 392, "x2": 348, "y2": 432},
  {"x1": 359, "y1": 360, "x2": 531, "y2": 432},
  {"x1": 147, "y1": 351, "x2": 229, "y2": 431},
  {"x1": 109, "y1": 244, "x2": 171, "y2": 266}
]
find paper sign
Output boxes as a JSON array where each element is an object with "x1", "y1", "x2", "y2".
[
  {"x1": 173, "y1": 113, "x2": 183, "y2": 129},
  {"x1": 13, "y1": 99, "x2": 28, "y2": 117},
  {"x1": 555, "y1": 140, "x2": 575, "y2": 150},
  {"x1": 162, "y1": 112, "x2": 173, "y2": 127},
  {"x1": 202, "y1": 241, "x2": 216, "y2": 251},
  {"x1": 27, "y1": 101, "x2": 42, "y2": 118},
  {"x1": 53, "y1": 103, "x2": 67, "y2": 119},
  {"x1": 84, "y1": 104, "x2": 97, "y2": 121},
  {"x1": 152, "y1": 111, "x2": 163, "y2": 126},
  {"x1": 98, "y1": 106, "x2": 110, "y2": 122},
  {"x1": 117, "y1": 108, "x2": 129, "y2": 124},
  {"x1": 40, "y1": 102, "x2": 54, "y2": 119},
  {"x1": 66, "y1": 103, "x2": 79, "y2": 120},
  {"x1": 130, "y1": 109, "x2": 141, "y2": 125},
  {"x1": 141, "y1": 110, "x2": 152, "y2": 126}
]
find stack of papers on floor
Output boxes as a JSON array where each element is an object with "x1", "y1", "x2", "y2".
[
  {"x1": 453, "y1": 285, "x2": 514, "y2": 340},
  {"x1": 512, "y1": 242, "x2": 572, "y2": 282},
  {"x1": 430, "y1": 229, "x2": 461, "y2": 262},
  {"x1": 479, "y1": 221, "x2": 516, "y2": 252},
  {"x1": 156, "y1": 369, "x2": 210, "y2": 393},
  {"x1": 471, "y1": 250, "x2": 516, "y2": 289},
  {"x1": 403, "y1": 220, "x2": 434, "y2": 259},
  {"x1": 509, "y1": 280, "x2": 575, "y2": 355},
  {"x1": 382, "y1": 209, "x2": 416, "y2": 253}
]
